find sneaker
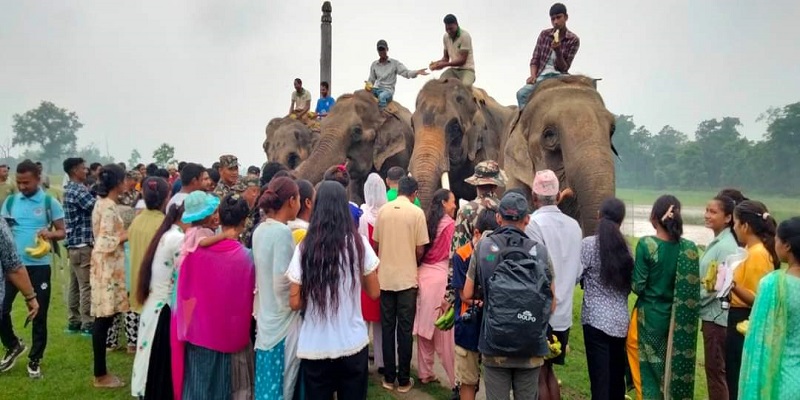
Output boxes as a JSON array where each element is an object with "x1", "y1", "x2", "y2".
[
  {"x1": 27, "y1": 360, "x2": 42, "y2": 379},
  {"x1": 397, "y1": 378, "x2": 415, "y2": 394},
  {"x1": 451, "y1": 386, "x2": 460, "y2": 400},
  {"x1": 66, "y1": 322, "x2": 81, "y2": 333},
  {"x1": 0, "y1": 340, "x2": 27, "y2": 372},
  {"x1": 381, "y1": 378, "x2": 394, "y2": 391}
]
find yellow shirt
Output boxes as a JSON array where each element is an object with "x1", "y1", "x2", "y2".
[
  {"x1": 731, "y1": 242, "x2": 774, "y2": 308},
  {"x1": 292, "y1": 229, "x2": 307, "y2": 245},
  {"x1": 127, "y1": 209, "x2": 165, "y2": 312},
  {"x1": 372, "y1": 197, "x2": 429, "y2": 291}
]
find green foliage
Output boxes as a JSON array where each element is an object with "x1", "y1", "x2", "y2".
[
  {"x1": 152, "y1": 143, "x2": 175, "y2": 168},
  {"x1": 614, "y1": 101, "x2": 800, "y2": 195},
  {"x1": 128, "y1": 149, "x2": 142, "y2": 169},
  {"x1": 11, "y1": 101, "x2": 82, "y2": 171}
]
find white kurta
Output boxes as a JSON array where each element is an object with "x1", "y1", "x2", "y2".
[{"x1": 131, "y1": 225, "x2": 184, "y2": 398}]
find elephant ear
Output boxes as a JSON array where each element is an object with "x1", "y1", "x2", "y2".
[
  {"x1": 504, "y1": 114, "x2": 535, "y2": 190},
  {"x1": 374, "y1": 119, "x2": 410, "y2": 171}
]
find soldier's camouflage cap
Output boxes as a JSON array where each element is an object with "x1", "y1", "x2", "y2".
[
  {"x1": 464, "y1": 160, "x2": 506, "y2": 187},
  {"x1": 219, "y1": 154, "x2": 240, "y2": 169},
  {"x1": 232, "y1": 176, "x2": 260, "y2": 192},
  {"x1": 125, "y1": 170, "x2": 142, "y2": 180}
]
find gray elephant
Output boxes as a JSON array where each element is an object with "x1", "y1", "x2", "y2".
[
  {"x1": 504, "y1": 75, "x2": 616, "y2": 235},
  {"x1": 263, "y1": 117, "x2": 320, "y2": 169},
  {"x1": 408, "y1": 78, "x2": 517, "y2": 209},
  {"x1": 294, "y1": 90, "x2": 414, "y2": 203}
]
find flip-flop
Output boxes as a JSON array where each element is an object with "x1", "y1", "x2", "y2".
[{"x1": 93, "y1": 375, "x2": 125, "y2": 388}]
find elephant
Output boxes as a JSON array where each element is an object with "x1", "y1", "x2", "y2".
[
  {"x1": 408, "y1": 78, "x2": 517, "y2": 209},
  {"x1": 263, "y1": 117, "x2": 320, "y2": 169},
  {"x1": 504, "y1": 75, "x2": 616, "y2": 236},
  {"x1": 294, "y1": 90, "x2": 414, "y2": 203}
]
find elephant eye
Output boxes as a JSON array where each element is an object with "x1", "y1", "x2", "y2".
[
  {"x1": 542, "y1": 127, "x2": 559, "y2": 149},
  {"x1": 609, "y1": 124, "x2": 616, "y2": 138}
]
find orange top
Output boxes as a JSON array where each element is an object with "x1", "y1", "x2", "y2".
[{"x1": 731, "y1": 242, "x2": 773, "y2": 308}]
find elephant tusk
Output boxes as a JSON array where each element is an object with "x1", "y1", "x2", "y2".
[{"x1": 441, "y1": 172, "x2": 450, "y2": 190}]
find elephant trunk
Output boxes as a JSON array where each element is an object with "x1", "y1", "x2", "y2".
[
  {"x1": 409, "y1": 126, "x2": 447, "y2": 210},
  {"x1": 565, "y1": 147, "x2": 615, "y2": 236},
  {"x1": 295, "y1": 130, "x2": 347, "y2": 184}
]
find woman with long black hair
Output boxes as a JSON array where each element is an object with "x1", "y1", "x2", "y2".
[
  {"x1": 413, "y1": 189, "x2": 456, "y2": 388},
  {"x1": 131, "y1": 204, "x2": 186, "y2": 399},
  {"x1": 580, "y1": 197, "x2": 634, "y2": 400},
  {"x1": 287, "y1": 181, "x2": 380, "y2": 399}
]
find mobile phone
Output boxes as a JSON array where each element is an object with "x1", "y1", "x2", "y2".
[{"x1": 24, "y1": 315, "x2": 32, "y2": 328}]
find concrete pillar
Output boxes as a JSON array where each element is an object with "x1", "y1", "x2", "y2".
[{"x1": 321, "y1": 1, "x2": 332, "y2": 90}]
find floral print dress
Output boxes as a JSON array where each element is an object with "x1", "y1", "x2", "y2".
[
  {"x1": 131, "y1": 224, "x2": 184, "y2": 398},
  {"x1": 90, "y1": 197, "x2": 130, "y2": 317}
]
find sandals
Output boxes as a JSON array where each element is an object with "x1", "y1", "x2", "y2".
[
  {"x1": 420, "y1": 376, "x2": 440, "y2": 384},
  {"x1": 93, "y1": 374, "x2": 125, "y2": 388}
]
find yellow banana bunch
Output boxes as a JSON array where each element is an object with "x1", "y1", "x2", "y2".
[
  {"x1": 702, "y1": 260, "x2": 718, "y2": 292},
  {"x1": 545, "y1": 334, "x2": 562, "y2": 360},
  {"x1": 736, "y1": 320, "x2": 749, "y2": 335},
  {"x1": 307, "y1": 111, "x2": 316, "y2": 119},
  {"x1": 364, "y1": 81, "x2": 373, "y2": 92},
  {"x1": 25, "y1": 236, "x2": 51, "y2": 259}
]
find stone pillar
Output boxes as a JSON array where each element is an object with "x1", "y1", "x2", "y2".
[{"x1": 321, "y1": 1, "x2": 332, "y2": 90}]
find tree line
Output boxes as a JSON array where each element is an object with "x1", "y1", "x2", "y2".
[
  {"x1": 613, "y1": 101, "x2": 800, "y2": 196},
  {"x1": 0, "y1": 101, "x2": 177, "y2": 173}
]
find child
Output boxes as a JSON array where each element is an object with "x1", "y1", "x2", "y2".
[{"x1": 452, "y1": 209, "x2": 498, "y2": 400}]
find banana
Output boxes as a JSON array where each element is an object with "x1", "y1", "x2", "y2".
[
  {"x1": 434, "y1": 307, "x2": 455, "y2": 330},
  {"x1": 553, "y1": 29, "x2": 560, "y2": 43},
  {"x1": 364, "y1": 81, "x2": 373, "y2": 92},
  {"x1": 702, "y1": 261, "x2": 718, "y2": 292},
  {"x1": 25, "y1": 236, "x2": 51, "y2": 259},
  {"x1": 545, "y1": 334, "x2": 563, "y2": 360},
  {"x1": 736, "y1": 320, "x2": 749, "y2": 335}
]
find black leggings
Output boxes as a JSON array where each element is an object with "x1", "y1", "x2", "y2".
[
  {"x1": 726, "y1": 307, "x2": 751, "y2": 400},
  {"x1": 93, "y1": 315, "x2": 117, "y2": 377}
]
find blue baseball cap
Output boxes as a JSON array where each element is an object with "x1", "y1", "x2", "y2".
[{"x1": 181, "y1": 191, "x2": 220, "y2": 223}]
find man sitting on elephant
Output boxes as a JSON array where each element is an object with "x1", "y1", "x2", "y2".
[
  {"x1": 289, "y1": 78, "x2": 312, "y2": 120},
  {"x1": 516, "y1": 3, "x2": 580, "y2": 109},
  {"x1": 366, "y1": 39, "x2": 428, "y2": 111},
  {"x1": 430, "y1": 14, "x2": 476, "y2": 88}
]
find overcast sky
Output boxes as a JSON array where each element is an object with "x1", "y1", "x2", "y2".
[{"x1": 2, "y1": 1, "x2": 798, "y2": 168}]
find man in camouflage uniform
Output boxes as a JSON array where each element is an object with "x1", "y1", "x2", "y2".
[
  {"x1": 214, "y1": 154, "x2": 240, "y2": 198},
  {"x1": 451, "y1": 160, "x2": 505, "y2": 253},
  {"x1": 236, "y1": 176, "x2": 262, "y2": 248},
  {"x1": 445, "y1": 160, "x2": 505, "y2": 304}
]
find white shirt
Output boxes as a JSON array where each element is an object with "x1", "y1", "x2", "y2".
[
  {"x1": 525, "y1": 205, "x2": 583, "y2": 331},
  {"x1": 537, "y1": 50, "x2": 559, "y2": 81},
  {"x1": 286, "y1": 235, "x2": 379, "y2": 360},
  {"x1": 166, "y1": 192, "x2": 189, "y2": 210}
]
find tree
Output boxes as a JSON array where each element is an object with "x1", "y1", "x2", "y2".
[
  {"x1": 12, "y1": 101, "x2": 82, "y2": 171},
  {"x1": 650, "y1": 126, "x2": 687, "y2": 189},
  {"x1": 75, "y1": 144, "x2": 115, "y2": 166},
  {"x1": 694, "y1": 117, "x2": 746, "y2": 187},
  {"x1": 128, "y1": 149, "x2": 142, "y2": 169},
  {"x1": 759, "y1": 102, "x2": 800, "y2": 194},
  {"x1": 152, "y1": 143, "x2": 175, "y2": 168}
]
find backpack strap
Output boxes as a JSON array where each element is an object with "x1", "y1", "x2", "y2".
[{"x1": 4, "y1": 193, "x2": 15, "y2": 216}]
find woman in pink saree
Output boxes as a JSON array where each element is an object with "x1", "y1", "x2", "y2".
[
  {"x1": 413, "y1": 189, "x2": 457, "y2": 388},
  {"x1": 176, "y1": 194, "x2": 255, "y2": 400}
]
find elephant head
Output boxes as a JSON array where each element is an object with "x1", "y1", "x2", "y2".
[
  {"x1": 294, "y1": 90, "x2": 414, "y2": 203},
  {"x1": 504, "y1": 75, "x2": 616, "y2": 236},
  {"x1": 409, "y1": 78, "x2": 517, "y2": 209},
  {"x1": 263, "y1": 117, "x2": 319, "y2": 169}
]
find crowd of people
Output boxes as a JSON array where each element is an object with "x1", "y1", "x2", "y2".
[{"x1": 0, "y1": 153, "x2": 798, "y2": 400}]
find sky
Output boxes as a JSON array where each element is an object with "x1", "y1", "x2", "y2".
[{"x1": 1, "y1": 1, "x2": 798, "y2": 169}]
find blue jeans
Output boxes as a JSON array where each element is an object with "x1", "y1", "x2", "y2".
[
  {"x1": 371, "y1": 88, "x2": 393, "y2": 109},
  {"x1": 516, "y1": 73, "x2": 562, "y2": 109}
]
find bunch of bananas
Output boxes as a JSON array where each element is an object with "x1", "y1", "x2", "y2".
[
  {"x1": 702, "y1": 260, "x2": 719, "y2": 292},
  {"x1": 736, "y1": 319, "x2": 749, "y2": 335},
  {"x1": 25, "y1": 236, "x2": 51, "y2": 259},
  {"x1": 434, "y1": 307, "x2": 455, "y2": 331},
  {"x1": 364, "y1": 81, "x2": 374, "y2": 92},
  {"x1": 544, "y1": 334, "x2": 562, "y2": 360}
]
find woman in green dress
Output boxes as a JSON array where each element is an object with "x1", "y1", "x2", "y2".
[
  {"x1": 739, "y1": 217, "x2": 800, "y2": 399},
  {"x1": 626, "y1": 195, "x2": 701, "y2": 400}
]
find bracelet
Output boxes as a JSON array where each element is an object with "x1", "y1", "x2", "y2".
[{"x1": 24, "y1": 292, "x2": 37, "y2": 302}]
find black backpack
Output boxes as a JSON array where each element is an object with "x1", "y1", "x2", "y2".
[{"x1": 477, "y1": 228, "x2": 553, "y2": 358}]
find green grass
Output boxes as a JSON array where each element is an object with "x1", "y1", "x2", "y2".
[{"x1": 616, "y1": 188, "x2": 800, "y2": 223}]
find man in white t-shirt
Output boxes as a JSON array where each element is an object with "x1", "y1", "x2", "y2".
[
  {"x1": 166, "y1": 163, "x2": 210, "y2": 210},
  {"x1": 524, "y1": 169, "x2": 582, "y2": 397}
]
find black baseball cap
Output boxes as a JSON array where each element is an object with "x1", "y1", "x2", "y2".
[
  {"x1": 247, "y1": 165, "x2": 260, "y2": 175},
  {"x1": 499, "y1": 192, "x2": 529, "y2": 221},
  {"x1": 376, "y1": 39, "x2": 388, "y2": 50}
]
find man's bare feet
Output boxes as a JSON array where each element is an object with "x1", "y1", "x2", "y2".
[{"x1": 93, "y1": 374, "x2": 125, "y2": 388}]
